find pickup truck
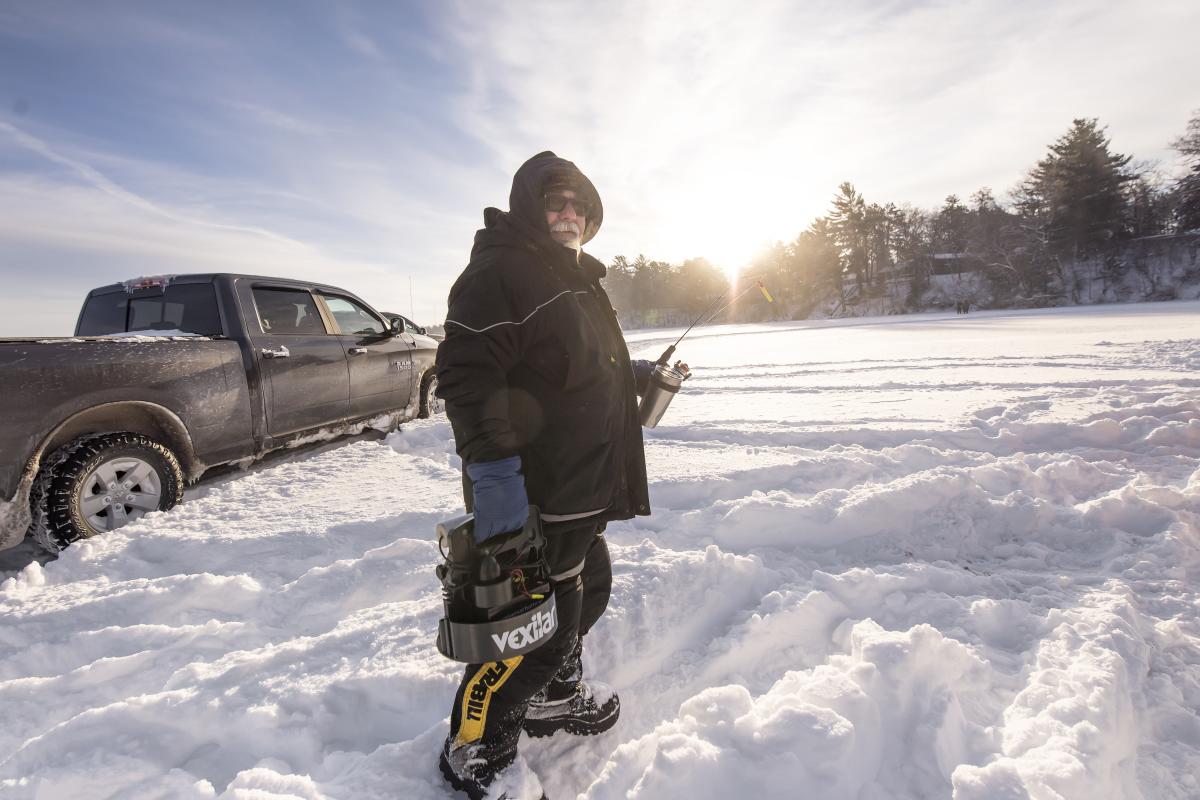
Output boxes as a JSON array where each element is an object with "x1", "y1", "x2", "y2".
[{"x1": 0, "y1": 273, "x2": 441, "y2": 554}]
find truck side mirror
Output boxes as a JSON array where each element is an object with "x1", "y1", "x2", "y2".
[{"x1": 389, "y1": 318, "x2": 403, "y2": 335}]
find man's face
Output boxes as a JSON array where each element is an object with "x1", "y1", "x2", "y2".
[{"x1": 544, "y1": 189, "x2": 586, "y2": 249}]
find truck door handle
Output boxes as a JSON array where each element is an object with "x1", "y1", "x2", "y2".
[
  {"x1": 261, "y1": 345, "x2": 290, "y2": 359},
  {"x1": 349, "y1": 347, "x2": 369, "y2": 355}
]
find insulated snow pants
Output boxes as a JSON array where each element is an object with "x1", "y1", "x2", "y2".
[{"x1": 448, "y1": 518, "x2": 612, "y2": 754}]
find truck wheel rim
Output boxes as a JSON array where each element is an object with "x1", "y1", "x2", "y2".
[
  {"x1": 80, "y1": 457, "x2": 163, "y2": 532},
  {"x1": 427, "y1": 376, "x2": 444, "y2": 414}
]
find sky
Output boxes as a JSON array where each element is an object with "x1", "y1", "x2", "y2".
[{"x1": 0, "y1": 0, "x2": 1197, "y2": 335}]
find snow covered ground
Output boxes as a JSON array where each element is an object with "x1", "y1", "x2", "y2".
[{"x1": 3, "y1": 301, "x2": 1200, "y2": 799}]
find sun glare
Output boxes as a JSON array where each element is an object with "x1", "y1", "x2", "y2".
[
  {"x1": 658, "y1": 181, "x2": 785, "y2": 283},
  {"x1": 664, "y1": 224, "x2": 752, "y2": 283}
]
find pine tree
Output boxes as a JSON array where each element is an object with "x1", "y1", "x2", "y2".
[
  {"x1": 628, "y1": 255, "x2": 653, "y2": 325},
  {"x1": 1016, "y1": 118, "x2": 1133, "y2": 259},
  {"x1": 828, "y1": 182, "x2": 869, "y2": 293},
  {"x1": 748, "y1": 244, "x2": 793, "y2": 312},
  {"x1": 863, "y1": 202, "x2": 895, "y2": 292},
  {"x1": 932, "y1": 195, "x2": 970, "y2": 255},
  {"x1": 966, "y1": 188, "x2": 1024, "y2": 302},
  {"x1": 798, "y1": 218, "x2": 843, "y2": 299},
  {"x1": 1171, "y1": 109, "x2": 1200, "y2": 232},
  {"x1": 672, "y1": 257, "x2": 724, "y2": 316},
  {"x1": 889, "y1": 206, "x2": 931, "y2": 303},
  {"x1": 967, "y1": 188, "x2": 1012, "y2": 258},
  {"x1": 1126, "y1": 172, "x2": 1173, "y2": 238},
  {"x1": 601, "y1": 256, "x2": 635, "y2": 323}
]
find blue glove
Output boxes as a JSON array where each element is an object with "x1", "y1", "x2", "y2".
[
  {"x1": 466, "y1": 456, "x2": 529, "y2": 542},
  {"x1": 632, "y1": 359, "x2": 656, "y2": 397}
]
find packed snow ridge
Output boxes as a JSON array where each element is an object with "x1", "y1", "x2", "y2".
[{"x1": 3, "y1": 301, "x2": 1200, "y2": 799}]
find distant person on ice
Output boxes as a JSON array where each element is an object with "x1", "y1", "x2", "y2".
[{"x1": 434, "y1": 151, "x2": 656, "y2": 799}]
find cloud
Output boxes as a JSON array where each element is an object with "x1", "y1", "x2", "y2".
[
  {"x1": 220, "y1": 101, "x2": 336, "y2": 137},
  {"x1": 339, "y1": 25, "x2": 387, "y2": 64},
  {"x1": 441, "y1": 0, "x2": 1200, "y2": 267},
  {"x1": 1, "y1": 121, "x2": 309, "y2": 247},
  {"x1": 0, "y1": 118, "x2": 464, "y2": 333},
  {"x1": 1, "y1": 0, "x2": 1197, "y2": 336}
]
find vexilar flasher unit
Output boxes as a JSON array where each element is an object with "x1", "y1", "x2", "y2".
[{"x1": 435, "y1": 506, "x2": 558, "y2": 663}]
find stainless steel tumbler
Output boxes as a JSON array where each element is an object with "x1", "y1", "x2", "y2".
[{"x1": 639, "y1": 363, "x2": 688, "y2": 427}]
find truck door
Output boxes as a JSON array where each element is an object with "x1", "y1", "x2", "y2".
[
  {"x1": 317, "y1": 293, "x2": 413, "y2": 418},
  {"x1": 248, "y1": 287, "x2": 351, "y2": 437}
]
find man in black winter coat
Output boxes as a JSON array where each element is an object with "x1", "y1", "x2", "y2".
[{"x1": 435, "y1": 152, "x2": 654, "y2": 799}]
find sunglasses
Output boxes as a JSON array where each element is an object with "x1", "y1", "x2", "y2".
[{"x1": 543, "y1": 193, "x2": 594, "y2": 217}]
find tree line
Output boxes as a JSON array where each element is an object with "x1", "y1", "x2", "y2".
[{"x1": 602, "y1": 112, "x2": 1200, "y2": 327}]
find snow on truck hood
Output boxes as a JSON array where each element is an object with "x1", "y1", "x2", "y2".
[{"x1": 2, "y1": 300, "x2": 1200, "y2": 798}]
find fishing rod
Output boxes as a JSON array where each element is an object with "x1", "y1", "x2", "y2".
[
  {"x1": 654, "y1": 277, "x2": 774, "y2": 365},
  {"x1": 640, "y1": 276, "x2": 775, "y2": 428}
]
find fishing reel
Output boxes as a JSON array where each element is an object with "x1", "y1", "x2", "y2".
[{"x1": 435, "y1": 506, "x2": 558, "y2": 663}]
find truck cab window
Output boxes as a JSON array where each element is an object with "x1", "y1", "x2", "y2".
[
  {"x1": 252, "y1": 288, "x2": 326, "y2": 334},
  {"x1": 77, "y1": 283, "x2": 222, "y2": 336},
  {"x1": 320, "y1": 295, "x2": 385, "y2": 336},
  {"x1": 76, "y1": 294, "x2": 129, "y2": 335}
]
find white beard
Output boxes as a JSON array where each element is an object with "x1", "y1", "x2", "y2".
[{"x1": 551, "y1": 220, "x2": 582, "y2": 250}]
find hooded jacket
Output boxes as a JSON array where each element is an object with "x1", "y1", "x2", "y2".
[{"x1": 434, "y1": 152, "x2": 650, "y2": 523}]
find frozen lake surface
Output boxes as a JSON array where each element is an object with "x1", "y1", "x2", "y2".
[{"x1": 3, "y1": 301, "x2": 1200, "y2": 799}]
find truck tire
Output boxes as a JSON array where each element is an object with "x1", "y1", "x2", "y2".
[
  {"x1": 418, "y1": 371, "x2": 444, "y2": 419},
  {"x1": 30, "y1": 432, "x2": 184, "y2": 552}
]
